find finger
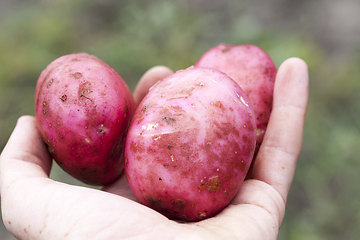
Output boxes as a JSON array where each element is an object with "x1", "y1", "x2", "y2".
[
  {"x1": 249, "y1": 57, "x2": 309, "y2": 202},
  {"x1": 133, "y1": 66, "x2": 173, "y2": 106},
  {"x1": 0, "y1": 115, "x2": 53, "y2": 238},
  {"x1": 0, "y1": 115, "x2": 52, "y2": 181}
]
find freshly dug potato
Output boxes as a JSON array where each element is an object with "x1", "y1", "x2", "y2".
[
  {"x1": 124, "y1": 67, "x2": 257, "y2": 221},
  {"x1": 35, "y1": 53, "x2": 135, "y2": 185},
  {"x1": 195, "y1": 44, "x2": 276, "y2": 154}
]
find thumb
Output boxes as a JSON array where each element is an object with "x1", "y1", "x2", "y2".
[{"x1": 0, "y1": 115, "x2": 52, "y2": 188}]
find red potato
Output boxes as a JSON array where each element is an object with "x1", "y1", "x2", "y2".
[
  {"x1": 35, "y1": 53, "x2": 135, "y2": 185},
  {"x1": 124, "y1": 67, "x2": 257, "y2": 221},
  {"x1": 195, "y1": 44, "x2": 276, "y2": 154}
]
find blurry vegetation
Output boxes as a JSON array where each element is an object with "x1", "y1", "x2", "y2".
[{"x1": 0, "y1": 0, "x2": 360, "y2": 239}]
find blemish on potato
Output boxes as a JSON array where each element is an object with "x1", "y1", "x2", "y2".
[
  {"x1": 220, "y1": 44, "x2": 231, "y2": 52},
  {"x1": 198, "y1": 211, "x2": 207, "y2": 218},
  {"x1": 78, "y1": 82, "x2": 93, "y2": 102},
  {"x1": 48, "y1": 145, "x2": 55, "y2": 154},
  {"x1": 172, "y1": 199, "x2": 185, "y2": 210},
  {"x1": 162, "y1": 116, "x2": 176, "y2": 123},
  {"x1": 42, "y1": 99, "x2": 47, "y2": 114},
  {"x1": 59, "y1": 94, "x2": 67, "y2": 102},
  {"x1": 256, "y1": 128, "x2": 264, "y2": 136},
  {"x1": 124, "y1": 105, "x2": 129, "y2": 117},
  {"x1": 146, "y1": 123, "x2": 158, "y2": 130},
  {"x1": 199, "y1": 176, "x2": 221, "y2": 192},
  {"x1": 148, "y1": 198, "x2": 162, "y2": 209},
  {"x1": 98, "y1": 124, "x2": 105, "y2": 134},
  {"x1": 48, "y1": 78, "x2": 54, "y2": 87},
  {"x1": 72, "y1": 72, "x2": 82, "y2": 79},
  {"x1": 165, "y1": 208, "x2": 178, "y2": 214}
]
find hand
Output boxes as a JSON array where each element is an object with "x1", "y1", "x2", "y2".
[{"x1": 0, "y1": 58, "x2": 308, "y2": 240}]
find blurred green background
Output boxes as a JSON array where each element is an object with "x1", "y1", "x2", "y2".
[{"x1": 1, "y1": 0, "x2": 360, "y2": 239}]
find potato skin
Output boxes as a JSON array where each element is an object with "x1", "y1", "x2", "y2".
[
  {"x1": 35, "y1": 53, "x2": 135, "y2": 185},
  {"x1": 124, "y1": 67, "x2": 256, "y2": 221},
  {"x1": 195, "y1": 44, "x2": 276, "y2": 153}
]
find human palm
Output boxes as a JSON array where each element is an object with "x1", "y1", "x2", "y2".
[{"x1": 0, "y1": 58, "x2": 308, "y2": 240}]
